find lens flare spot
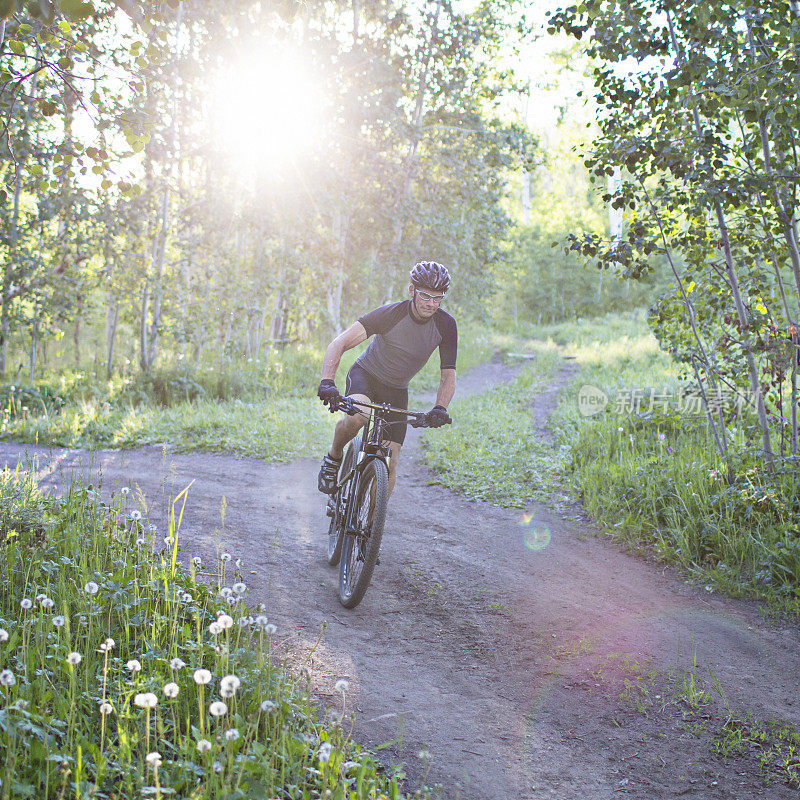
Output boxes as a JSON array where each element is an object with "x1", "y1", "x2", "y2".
[{"x1": 524, "y1": 525, "x2": 551, "y2": 552}]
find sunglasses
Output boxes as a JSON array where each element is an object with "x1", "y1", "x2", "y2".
[{"x1": 415, "y1": 289, "x2": 445, "y2": 304}]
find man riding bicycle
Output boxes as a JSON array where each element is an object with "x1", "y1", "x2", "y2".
[{"x1": 316, "y1": 261, "x2": 457, "y2": 497}]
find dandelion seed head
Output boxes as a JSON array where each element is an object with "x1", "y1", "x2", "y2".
[
  {"x1": 182, "y1": 592, "x2": 193, "y2": 603},
  {"x1": 163, "y1": 536, "x2": 173, "y2": 546},
  {"x1": 84, "y1": 582, "x2": 99, "y2": 595},
  {"x1": 126, "y1": 659, "x2": 142, "y2": 673},
  {"x1": 99, "y1": 702, "x2": 113, "y2": 715},
  {"x1": 130, "y1": 510, "x2": 142, "y2": 521},
  {"x1": 0, "y1": 628, "x2": 8, "y2": 642},
  {"x1": 226, "y1": 596, "x2": 238, "y2": 606},
  {"x1": 0, "y1": 669, "x2": 15, "y2": 686},
  {"x1": 224, "y1": 728, "x2": 239, "y2": 741},
  {"x1": 192, "y1": 556, "x2": 202, "y2": 566},
  {"x1": 120, "y1": 487, "x2": 130, "y2": 496},
  {"x1": 66, "y1": 652, "x2": 82, "y2": 665},
  {"x1": 36, "y1": 593, "x2": 47, "y2": 603},
  {"x1": 237, "y1": 617, "x2": 250, "y2": 628},
  {"x1": 213, "y1": 760, "x2": 223, "y2": 774},
  {"x1": 217, "y1": 614, "x2": 233, "y2": 630},
  {"x1": 219, "y1": 587, "x2": 232, "y2": 598},
  {"x1": 264, "y1": 623, "x2": 277, "y2": 635},
  {"x1": 209, "y1": 701, "x2": 227, "y2": 717},
  {"x1": 260, "y1": 699, "x2": 277, "y2": 713},
  {"x1": 163, "y1": 682, "x2": 179, "y2": 698},
  {"x1": 133, "y1": 692, "x2": 158, "y2": 709},
  {"x1": 208, "y1": 621, "x2": 223, "y2": 636},
  {"x1": 136, "y1": 536, "x2": 146, "y2": 546},
  {"x1": 255, "y1": 615, "x2": 268, "y2": 628},
  {"x1": 220, "y1": 553, "x2": 231, "y2": 563},
  {"x1": 235, "y1": 558, "x2": 242, "y2": 569},
  {"x1": 196, "y1": 738, "x2": 212, "y2": 753},
  {"x1": 145, "y1": 751, "x2": 162, "y2": 768},
  {"x1": 219, "y1": 675, "x2": 241, "y2": 698},
  {"x1": 334, "y1": 678, "x2": 349, "y2": 693},
  {"x1": 99, "y1": 637, "x2": 115, "y2": 652},
  {"x1": 20, "y1": 598, "x2": 32, "y2": 609},
  {"x1": 418, "y1": 748, "x2": 432, "y2": 761},
  {"x1": 232, "y1": 582, "x2": 246, "y2": 595},
  {"x1": 319, "y1": 742, "x2": 333, "y2": 763},
  {"x1": 193, "y1": 668, "x2": 212, "y2": 685},
  {"x1": 170, "y1": 658, "x2": 186, "y2": 670},
  {"x1": 41, "y1": 597, "x2": 55, "y2": 609}
]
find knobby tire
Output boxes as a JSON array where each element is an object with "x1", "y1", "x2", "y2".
[
  {"x1": 327, "y1": 441, "x2": 357, "y2": 567},
  {"x1": 338, "y1": 457, "x2": 388, "y2": 608}
]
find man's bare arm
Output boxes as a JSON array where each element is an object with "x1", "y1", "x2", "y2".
[
  {"x1": 435, "y1": 368, "x2": 457, "y2": 408},
  {"x1": 321, "y1": 322, "x2": 369, "y2": 381}
]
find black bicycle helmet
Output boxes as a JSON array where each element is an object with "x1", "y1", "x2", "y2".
[{"x1": 410, "y1": 261, "x2": 450, "y2": 293}]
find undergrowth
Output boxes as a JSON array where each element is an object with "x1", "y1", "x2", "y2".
[{"x1": 0, "y1": 468, "x2": 425, "y2": 799}]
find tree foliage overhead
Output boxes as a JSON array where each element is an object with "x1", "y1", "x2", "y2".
[
  {"x1": 0, "y1": 0, "x2": 534, "y2": 377},
  {"x1": 549, "y1": 0, "x2": 800, "y2": 467}
]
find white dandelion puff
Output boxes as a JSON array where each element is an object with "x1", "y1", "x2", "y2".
[
  {"x1": 208, "y1": 621, "x2": 223, "y2": 636},
  {"x1": 334, "y1": 679, "x2": 350, "y2": 693},
  {"x1": 36, "y1": 593, "x2": 47, "y2": 603},
  {"x1": 20, "y1": 598, "x2": 32, "y2": 610},
  {"x1": 319, "y1": 742, "x2": 333, "y2": 763},
  {"x1": 182, "y1": 592, "x2": 193, "y2": 603},
  {"x1": 226, "y1": 596, "x2": 238, "y2": 606},
  {"x1": 196, "y1": 739, "x2": 212, "y2": 753},
  {"x1": 224, "y1": 728, "x2": 239, "y2": 741},
  {"x1": 255, "y1": 615, "x2": 268, "y2": 628},
  {"x1": 213, "y1": 760, "x2": 223, "y2": 774},
  {"x1": 260, "y1": 699, "x2": 277, "y2": 713},
  {"x1": 418, "y1": 748, "x2": 432, "y2": 761},
  {"x1": 66, "y1": 652, "x2": 82, "y2": 666},
  {"x1": 219, "y1": 587, "x2": 232, "y2": 598},
  {"x1": 264, "y1": 623, "x2": 277, "y2": 635},
  {"x1": 209, "y1": 701, "x2": 227, "y2": 717},
  {"x1": 126, "y1": 659, "x2": 142, "y2": 673},
  {"x1": 163, "y1": 682, "x2": 179, "y2": 698},
  {"x1": 237, "y1": 617, "x2": 250, "y2": 628},
  {"x1": 193, "y1": 669, "x2": 212, "y2": 685},
  {"x1": 130, "y1": 510, "x2": 142, "y2": 521},
  {"x1": 145, "y1": 751, "x2": 162, "y2": 768},
  {"x1": 0, "y1": 669, "x2": 15, "y2": 686},
  {"x1": 133, "y1": 692, "x2": 158, "y2": 709},
  {"x1": 41, "y1": 597, "x2": 55, "y2": 609},
  {"x1": 219, "y1": 675, "x2": 241, "y2": 698},
  {"x1": 84, "y1": 581, "x2": 99, "y2": 595},
  {"x1": 232, "y1": 582, "x2": 246, "y2": 595},
  {"x1": 216, "y1": 614, "x2": 233, "y2": 630},
  {"x1": 120, "y1": 487, "x2": 131, "y2": 496},
  {"x1": 170, "y1": 657, "x2": 186, "y2": 670},
  {"x1": 220, "y1": 553, "x2": 231, "y2": 563},
  {"x1": 235, "y1": 558, "x2": 242, "y2": 569},
  {"x1": 52, "y1": 616, "x2": 65, "y2": 627},
  {"x1": 99, "y1": 702, "x2": 113, "y2": 715},
  {"x1": 136, "y1": 536, "x2": 146, "y2": 546},
  {"x1": 192, "y1": 556, "x2": 202, "y2": 567},
  {"x1": 99, "y1": 637, "x2": 115, "y2": 652},
  {"x1": 0, "y1": 628, "x2": 8, "y2": 642}
]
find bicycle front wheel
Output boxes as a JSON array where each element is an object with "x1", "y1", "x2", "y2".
[
  {"x1": 338, "y1": 458, "x2": 388, "y2": 608},
  {"x1": 327, "y1": 441, "x2": 357, "y2": 567}
]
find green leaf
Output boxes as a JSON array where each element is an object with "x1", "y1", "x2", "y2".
[{"x1": 8, "y1": 40, "x2": 25, "y2": 55}]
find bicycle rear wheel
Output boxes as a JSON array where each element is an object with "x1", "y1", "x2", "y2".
[
  {"x1": 326, "y1": 441, "x2": 358, "y2": 567},
  {"x1": 338, "y1": 458, "x2": 388, "y2": 608}
]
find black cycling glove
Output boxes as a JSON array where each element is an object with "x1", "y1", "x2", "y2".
[
  {"x1": 426, "y1": 404, "x2": 452, "y2": 428},
  {"x1": 317, "y1": 379, "x2": 341, "y2": 410}
]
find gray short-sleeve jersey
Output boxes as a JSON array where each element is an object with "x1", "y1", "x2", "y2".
[{"x1": 355, "y1": 300, "x2": 457, "y2": 389}]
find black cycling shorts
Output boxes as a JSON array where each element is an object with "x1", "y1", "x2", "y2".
[{"x1": 345, "y1": 362, "x2": 409, "y2": 445}]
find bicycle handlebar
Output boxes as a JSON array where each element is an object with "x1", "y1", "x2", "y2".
[{"x1": 333, "y1": 395, "x2": 450, "y2": 428}]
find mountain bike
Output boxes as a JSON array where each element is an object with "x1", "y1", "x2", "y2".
[{"x1": 325, "y1": 396, "x2": 444, "y2": 608}]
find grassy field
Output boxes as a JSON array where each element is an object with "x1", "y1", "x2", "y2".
[
  {"x1": 0, "y1": 468, "x2": 426, "y2": 799},
  {"x1": 0, "y1": 323, "x2": 496, "y2": 460}
]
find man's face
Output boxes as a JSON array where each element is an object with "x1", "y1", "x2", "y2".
[{"x1": 409, "y1": 284, "x2": 445, "y2": 319}]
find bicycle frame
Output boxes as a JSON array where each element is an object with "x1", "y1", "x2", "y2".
[{"x1": 332, "y1": 397, "x2": 425, "y2": 536}]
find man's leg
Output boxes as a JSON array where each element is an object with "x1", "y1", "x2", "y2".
[
  {"x1": 386, "y1": 441, "x2": 402, "y2": 497},
  {"x1": 329, "y1": 393, "x2": 370, "y2": 459}
]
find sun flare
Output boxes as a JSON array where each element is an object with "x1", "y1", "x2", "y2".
[{"x1": 211, "y1": 48, "x2": 323, "y2": 179}]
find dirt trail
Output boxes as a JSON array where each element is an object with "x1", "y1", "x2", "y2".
[{"x1": 2, "y1": 359, "x2": 800, "y2": 799}]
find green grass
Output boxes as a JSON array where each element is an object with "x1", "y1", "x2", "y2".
[
  {"x1": 421, "y1": 342, "x2": 566, "y2": 506},
  {"x1": 0, "y1": 321, "x2": 498, "y2": 459},
  {"x1": 0, "y1": 467, "x2": 424, "y2": 799}
]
